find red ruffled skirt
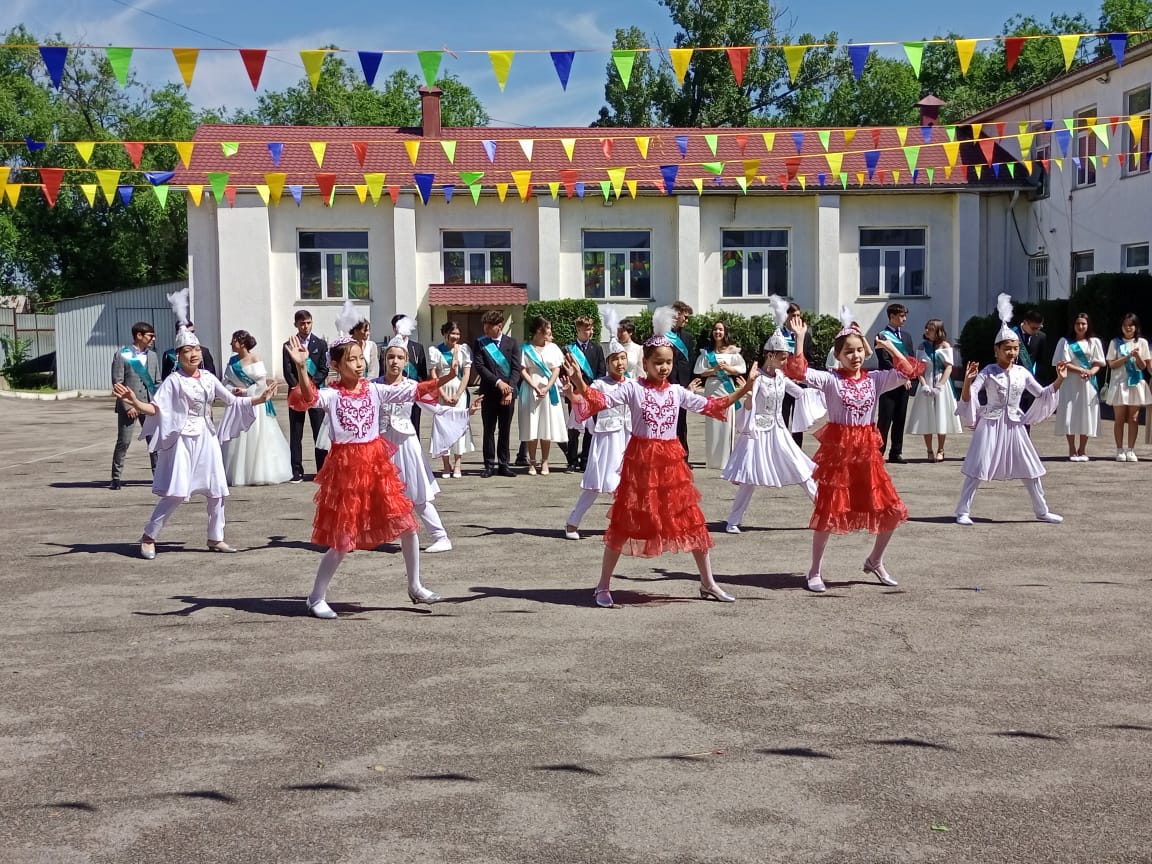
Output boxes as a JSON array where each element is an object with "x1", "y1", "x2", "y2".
[
  {"x1": 604, "y1": 437, "x2": 714, "y2": 558},
  {"x1": 311, "y1": 438, "x2": 418, "y2": 552},
  {"x1": 810, "y1": 423, "x2": 908, "y2": 535}
]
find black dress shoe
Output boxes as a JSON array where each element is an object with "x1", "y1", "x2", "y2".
[
  {"x1": 290, "y1": 474, "x2": 304, "y2": 484},
  {"x1": 481, "y1": 467, "x2": 494, "y2": 478},
  {"x1": 496, "y1": 466, "x2": 517, "y2": 477},
  {"x1": 109, "y1": 479, "x2": 122, "y2": 490},
  {"x1": 888, "y1": 455, "x2": 907, "y2": 464}
]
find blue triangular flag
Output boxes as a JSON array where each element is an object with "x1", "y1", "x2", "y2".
[
  {"x1": 791, "y1": 131, "x2": 804, "y2": 153},
  {"x1": 659, "y1": 164, "x2": 678, "y2": 194},
  {"x1": 268, "y1": 142, "x2": 283, "y2": 167},
  {"x1": 864, "y1": 150, "x2": 881, "y2": 179},
  {"x1": 289, "y1": 185, "x2": 303, "y2": 206},
  {"x1": 991, "y1": 163, "x2": 1001, "y2": 178},
  {"x1": 482, "y1": 140, "x2": 496, "y2": 162},
  {"x1": 1071, "y1": 156, "x2": 1081, "y2": 171},
  {"x1": 1055, "y1": 129, "x2": 1071, "y2": 156},
  {"x1": 676, "y1": 135, "x2": 688, "y2": 157},
  {"x1": 1043, "y1": 119, "x2": 1053, "y2": 131},
  {"x1": 920, "y1": 125, "x2": 933, "y2": 144},
  {"x1": 550, "y1": 51, "x2": 574, "y2": 91},
  {"x1": 1108, "y1": 33, "x2": 1128, "y2": 66},
  {"x1": 443, "y1": 184, "x2": 454, "y2": 203},
  {"x1": 144, "y1": 170, "x2": 175, "y2": 185},
  {"x1": 713, "y1": 176, "x2": 723, "y2": 185},
  {"x1": 575, "y1": 182, "x2": 585, "y2": 199},
  {"x1": 911, "y1": 168, "x2": 919, "y2": 184},
  {"x1": 24, "y1": 137, "x2": 46, "y2": 151},
  {"x1": 117, "y1": 185, "x2": 134, "y2": 206},
  {"x1": 414, "y1": 172, "x2": 434, "y2": 204},
  {"x1": 818, "y1": 173, "x2": 826, "y2": 187},
  {"x1": 358, "y1": 51, "x2": 383, "y2": 86},
  {"x1": 39, "y1": 46, "x2": 68, "y2": 90},
  {"x1": 848, "y1": 44, "x2": 869, "y2": 81}
]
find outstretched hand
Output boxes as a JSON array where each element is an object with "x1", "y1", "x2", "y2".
[
  {"x1": 787, "y1": 315, "x2": 807, "y2": 338},
  {"x1": 964, "y1": 361, "x2": 980, "y2": 383},
  {"x1": 285, "y1": 336, "x2": 308, "y2": 368},
  {"x1": 112, "y1": 382, "x2": 138, "y2": 407}
]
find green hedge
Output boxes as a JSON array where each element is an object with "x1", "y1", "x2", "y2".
[{"x1": 522, "y1": 299, "x2": 602, "y2": 346}]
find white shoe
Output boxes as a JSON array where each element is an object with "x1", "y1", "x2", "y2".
[
  {"x1": 805, "y1": 573, "x2": 827, "y2": 593},
  {"x1": 1116, "y1": 450, "x2": 1127, "y2": 462},
  {"x1": 441, "y1": 472, "x2": 451, "y2": 479},
  {"x1": 1074, "y1": 454, "x2": 1089, "y2": 462},
  {"x1": 452, "y1": 470, "x2": 462, "y2": 479},
  {"x1": 1037, "y1": 512, "x2": 1063, "y2": 524},
  {"x1": 564, "y1": 526, "x2": 580, "y2": 540},
  {"x1": 863, "y1": 558, "x2": 899, "y2": 587},
  {"x1": 955, "y1": 514, "x2": 973, "y2": 526},
  {"x1": 1125, "y1": 450, "x2": 1138, "y2": 462},
  {"x1": 424, "y1": 538, "x2": 453, "y2": 554},
  {"x1": 408, "y1": 586, "x2": 444, "y2": 604},
  {"x1": 725, "y1": 524, "x2": 741, "y2": 534},
  {"x1": 593, "y1": 588, "x2": 614, "y2": 608},
  {"x1": 305, "y1": 598, "x2": 337, "y2": 619}
]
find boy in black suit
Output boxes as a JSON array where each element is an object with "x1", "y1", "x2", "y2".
[
  {"x1": 472, "y1": 309, "x2": 521, "y2": 477},
  {"x1": 282, "y1": 310, "x2": 329, "y2": 482},
  {"x1": 668, "y1": 300, "x2": 696, "y2": 457},
  {"x1": 875, "y1": 303, "x2": 911, "y2": 463},
  {"x1": 565, "y1": 315, "x2": 607, "y2": 471}
]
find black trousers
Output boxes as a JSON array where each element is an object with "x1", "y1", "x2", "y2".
[
  {"x1": 876, "y1": 386, "x2": 909, "y2": 458},
  {"x1": 481, "y1": 395, "x2": 515, "y2": 467},
  {"x1": 410, "y1": 404, "x2": 421, "y2": 437},
  {"x1": 781, "y1": 392, "x2": 804, "y2": 446},
  {"x1": 677, "y1": 409, "x2": 689, "y2": 458},
  {"x1": 567, "y1": 429, "x2": 593, "y2": 468},
  {"x1": 289, "y1": 406, "x2": 327, "y2": 477}
]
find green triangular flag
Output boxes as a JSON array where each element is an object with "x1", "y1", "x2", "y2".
[
  {"x1": 903, "y1": 42, "x2": 924, "y2": 79},
  {"x1": 106, "y1": 47, "x2": 133, "y2": 86},
  {"x1": 945, "y1": 125, "x2": 957, "y2": 142},
  {"x1": 207, "y1": 171, "x2": 229, "y2": 202},
  {"x1": 903, "y1": 145, "x2": 920, "y2": 172},
  {"x1": 152, "y1": 185, "x2": 170, "y2": 207},
  {"x1": 417, "y1": 51, "x2": 442, "y2": 87},
  {"x1": 612, "y1": 50, "x2": 636, "y2": 88},
  {"x1": 839, "y1": 172, "x2": 848, "y2": 189},
  {"x1": 1006, "y1": 162, "x2": 1016, "y2": 178},
  {"x1": 735, "y1": 176, "x2": 748, "y2": 194},
  {"x1": 460, "y1": 171, "x2": 484, "y2": 185},
  {"x1": 817, "y1": 130, "x2": 830, "y2": 151},
  {"x1": 599, "y1": 180, "x2": 612, "y2": 201},
  {"x1": 441, "y1": 140, "x2": 457, "y2": 163},
  {"x1": 705, "y1": 134, "x2": 718, "y2": 155},
  {"x1": 469, "y1": 183, "x2": 481, "y2": 204},
  {"x1": 701, "y1": 161, "x2": 724, "y2": 175},
  {"x1": 1088, "y1": 155, "x2": 1098, "y2": 169},
  {"x1": 925, "y1": 167, "x2": 935, "y2": 184},
  {"x1": 221, "y1": 142, "x2": 239, "y2": 157}
]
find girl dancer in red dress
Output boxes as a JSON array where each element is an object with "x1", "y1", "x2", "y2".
[
  {"x1": 783, "y1": 312, "x2": 925, "y2": 593},
  {"x1": 566, "y1": 307, "x2": 757, "y2": 608}
]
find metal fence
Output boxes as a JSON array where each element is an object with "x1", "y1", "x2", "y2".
[{"x1": 0, "y1": 308, "x2": 55, "y2": 367}]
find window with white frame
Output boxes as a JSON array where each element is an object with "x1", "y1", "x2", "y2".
[
  {"x1": 721, "y1": 230, "x2": 789, "y2": 298},
  {"x1": 1074, "y1": 107, "x2": 1097, "y2": 188},
  {"x1": 1028, "y1": 255, "x2": 1050, "y2": 301},
  {"x1": 1032, "y1": 141, "x2": 1051, "y2": 199},
  {"x1": 298, "y1": 231, "x2": 370, "y2": 300},
  {"x1": 859, "y1": 228, "x2": 926, "y2": 296},
  {"x1": 1073, "y1": 250, "x2": 1095, "y2": 289},
  {"x1": 1123, "y1": 86, "x2": 1150, "y2": 176},
  {"x1": 441, "y1": 231, "x2": 512, "y2": 284},
  {"x1": 583, "y1": 230, "x2": 651, "y2": 299},
  {"x1": 1123, "y1": 243, "x2": 1150, "y2": 274}
]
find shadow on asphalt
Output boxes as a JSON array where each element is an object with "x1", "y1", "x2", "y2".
[
  {"x1": 757, "y1": 747, "x2": 836, "y2": 759},
  {"x1": 460, "y1": 586, "x2": 689, "y2": 607},
  {"x1": 133, "y1": 595, "x2": 430, "y2": 618},
  {"x1": 867, "y1": 737, "x2": 958, "y2": 752},
  {"x1": 37, "y1": 541, "x2": 161, "y2": 559}
]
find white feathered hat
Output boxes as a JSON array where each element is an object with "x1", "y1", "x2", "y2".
[
  {"x1": 167, "y1": 286, "x2": 198, "y2": 348},
  {"x1": 763, "y1": 331, "x2": 790, "y2": 353},
  {"x1": 645, "y1": 306, "x2": 677, "y2": 348},
  {"x1": 173, "y1": 326, "x2": 199, "y2": 349},
  {"x1": 995, "y1": 293, "x2": 1018, "y2": 344},
  {"x1": 765, "y1": 294, "x2": 792, "y2": 352},
  {"x1": 600, "y1": 304, "x2": 626, "y2": 357},
  {"x1": 331, "y1": 300, "x2": 360, "y2": 349}
]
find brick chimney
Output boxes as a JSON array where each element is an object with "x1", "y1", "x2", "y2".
[
  {"x1": 917, "y1": 94, "x2": 945, "y2": 127},
  {"x1": 420, "y1": 86, "x2": 442, "y2": 138}
]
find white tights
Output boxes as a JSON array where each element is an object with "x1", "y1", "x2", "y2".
[
  {"x1": 955, "y1": 475, "x2": 1049, "y2": 518},
  {"x1": 567, "y1": 488, "x2": 601, "y2": 528},
  {"x1": 144, "y1": 495, "x2": 225, "y2": 542},
  {"x1": 415, "y1": 500, "x2": 448, "y2": 543},
  {"x1": 307, "y1": 531, "x2": 422, "y2": 605},
  {"x1": 726, "y1": 479, "x2": 818, "y2": 528}
]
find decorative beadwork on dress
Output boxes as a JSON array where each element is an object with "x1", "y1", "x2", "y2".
[
  {"x1": 837, "y1": 373, "x2": 876, "y2": 425},
  {"x1": 334, "y1": 382, "x2": 376, "y2": 438},
  {"x1": 640, "y1": 384, "x2": 677, "y2": 436}
]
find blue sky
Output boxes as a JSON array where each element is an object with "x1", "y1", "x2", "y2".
[{"x1": 8, "y1": 0, "x2": 1094, "y2": 126}]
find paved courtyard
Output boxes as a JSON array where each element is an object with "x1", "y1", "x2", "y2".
[{"x1": 1, "y1": 394, "x2": 1150, "y2": 864}]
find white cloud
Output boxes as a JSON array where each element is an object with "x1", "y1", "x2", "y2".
[{"x1": 555, "y1": 11, "x2": 614, "y2": 48}]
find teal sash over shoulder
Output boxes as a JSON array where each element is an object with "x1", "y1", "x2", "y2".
[
  {"x1": 523, "y1": 344, "x2": 559, "y2": 405},
  {"x1": 1068, "y1": 341, "x2": 1098, "y2": 391},
  {"x1": 480, "y1": 336, "x2": 511, "y2": 377},
  {"x1": 229, "y1": 354, "x2": 275, "y2": 416},
  {"x1": 121, "y1": 348, "x2": 157, "y2": 396}
]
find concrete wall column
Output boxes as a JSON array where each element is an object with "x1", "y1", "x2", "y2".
[
  {"x1": 392, "y1": 193, "x2": 420, "y2": 339},
  {"x1": 815, "y1": 194, "x2": 841, "y2": 315},
  {"x1": 537, "y1": 196, "x2": 561, "y2": 300},
  {"x1": 675, "y1": 195, "x2": 701, "y2": 309}
]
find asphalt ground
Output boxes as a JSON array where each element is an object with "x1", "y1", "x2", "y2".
[{"x1": 1, "y1": 396, "x2": 1150, "y2": 864}]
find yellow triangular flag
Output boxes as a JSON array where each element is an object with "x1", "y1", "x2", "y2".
[
  {"x1": 797, "y1": 175, "x2": 807, "y2": 190},
  {"x1": 561, "y1": 138, "x2": 575, "y2": 161},
  {"x1": 519, "y1": 139, "x2": 534, "y2": 161},
  {"x1": 364, "y1": 173, "x2": 385, "y2": 204},
  {"x1": 782, "y1": 45, "x2": 807, "y2": 83},
  {"x1": 891, "y1": 170, "x2": 900, "y2": 184},
  {"x1": 1018, "y1": 131, "x2": 1035, "y2": 156},
  {"x1": 265, "y1": 173, "x2": 286, "y2": 205},
  {"x1": 626, "y1": 179, "x2": 638, "y2": 198},
  {"x1": 80, "y1": 184, "x2": 97, "y2": 206},
  {"x1": 825, "y1": 152, "x2": 843, "y2": 174},
  {"x1": 75, "y1": 142, "x2": 95, "y2": 163},
  {"x1": 300, "y1": 50, "x2": 327, "y2": 90},
  {"x1": 607, "y1": 167, "x2": 626, "y2": 199},
  {"x1": 5, "y1": 184, "x2": 21, "y2": 207},
  {"x1": 175, "y1": 141, "x2": 194, "y2": 168},
  {"x1": 496, "y1": 182, "x2": 509, "y2": 202},
  {"x1": 692, "y1": 177, "x2": 703, "y2": 195},
  {"x1": 974, "y1": 164, "x2": 983, "y2": 179},
  {"x1": 1023, "y1": 159, "x2": 1034, "y2": 175},
  {"x1": 1101, "y1": 153, "x2": 1110, "y2": 168},
  {"x1": 95, "y1": 169, "x2": 120, "y2": 203},
  {"x1": 856, "y1": 172, "x2": 865, "y2": 186},
  {"x1": 489, "y1": 51, "x2": 514, "y2": 91},
  {"x1": 255, "y1": 185, "x2": 270, "y2": 205},
  {"x1": 354, "y1": 185, "x2": 367, "y2": 204},
  {"x1": 548, "y1": 181, "x2": 560, "y2": 199},
  {"x1": 1058, "y1": 34, "x2": 1080, "y2": 71},
  {"x1": 971, "y1": 123, "x2": 983, "y2": 139},
  {"x1": 743, "y1": 159, "x2": 760, "y2": 181},
  {"x1": 404, "y1": 140, "x2": 420, "y2": 165},
  {"x1": 896, "y1": 127, "x2": 909, "y2": 146},
  {"x1": 669, "y1": 48, "x2": 693, "y2": 86},
  {"x1": 843, "y1": 129, "x2": 857, "y2": 147},
  {"x1": 955, "y1": 39, "x2": 977, "y2": 75},
  {"x1": 1054, "y1": 158, "x2": 1063, "y2": 171},
  {"x1": 511, "y1": 170, "x2": 532, "y2": 201},
  {"x1": 943, "y1": 142, "x2": 960, "y2": 167},
  {"x1": 762, "y1": 132, "x2": 776, "y2": 151},
  {"x1": 1129, "y1": 115, "x2": 1145, "y2": 146},
  {"x1": 187, "y1": 185, "x2": 203, "y2": 206},
  {"x1": 635, "y1": 136, "x2": 650, "y2": 159},
  {"x1": 310, "y1": 142, "x2": 327, "y2": 167},
  {"x1": 172, "y1": 48, "x2": 199, "y2": 88}
]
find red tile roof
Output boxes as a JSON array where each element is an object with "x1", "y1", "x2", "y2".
[
  {"x1": 428, "y1": 284, "x2": 529, "y2": 306},
  {"x1": 173, "y1": 123, "x2": 1026, "y2": 194}
]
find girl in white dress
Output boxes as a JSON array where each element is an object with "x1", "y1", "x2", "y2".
[
  {"x1": 351, "y1": 319, "x2": 379, "y2": 380},
  {"x1": 955, "y1": 295, "x2": 1068, "y2": 526},
  {"x1": 221, "y1": 330, "x2": 293, "y2": 486},
  {"x1": 431, "y1": 319, "x2": 474, "y2": 478},
  {"x1": 721, "y1": 331, "x2": 819, "y2": 533},
  {"x1": 113, "y1": 327, "x2": 275, "y2": 560},
  {"x1": 1051, "y1": 312, "x2": 1105, "y2": 461},
  {"x1": 617, "y1": 318, "x2": 644, "y2": 379},
  {"x1": 1104, "y1": 313, "x2": 1151, "y2": 462},
  {"x1": 904, "y1": 319, "x2": 962, "y2": 462},
  {"x1": 518, "y1": 316, "x2": 567, "y2": 474},
  {"x1": 563, "y1": 340, "x2": 631, "y2": 540},
  {"x1": 692, "y1": 320, "x2": 747, "y2": 469}
]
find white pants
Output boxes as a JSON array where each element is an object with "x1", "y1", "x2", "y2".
[
  {"x1": 955, "y1": 475, "x2": 1049, "y2": 518},
  {"x1": 144, "y1": 495, "x2": 226, "y2": 542},
  {"x1": 415, "y1": 500, "x2": 448, "y2": 543},
  {"x1": 726, "y1": 479, "x2": 818, "y2": 528},
  {"x1": 567, "y1": 488, "x2": 601, "y2": 528}
]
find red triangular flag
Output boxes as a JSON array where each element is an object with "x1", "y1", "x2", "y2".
[
  {"x1": 123, "y1": 142, "x2": 145, "y2": 168},
  {"x1": 352, "y1": 142, "x2": 368, "y2": 167},
  {"x1": 39, "y1": 167, "x2": 65, "y2": 207},
  {"x1": 560, "y1": 168, "x2": 579, "y2": 198},
  {"x1": 224, "y1": 186, "x2": 237, "y2": 207},
  {"x1": 785, "y1": 156, "x2": 801, "y2": 180},
  {"x1": 726, "y1": 47, "x2": 750, "y2": 87},
  {"x1": 875, "y1": 169, "x2": 886, "y2": 184},
  {"x1": 387, "y1": 185, "x2": 400, "y2": 205},
  {"x1": 979, "y1": 138, "x2": 996, "y2": 165},
  {"x1": 1040, "y1": 158, "x2": 1050, "y2": 172},
  {"x1": 778, "y1": 174, "x2": 789, "y2": 190},
  {"x1": 600, "y1": 138, "x2": 613, "y2": 159},
  {"x1": 316, "y1": 172, "x2": 337, "y2": 204},
  {"x1": 735, "y1": 134, "x2": 748, "y2": 155},
  {"x1": 1109, "y1": 115, "x2": 1122, "y2": 135},
  {"x1": 1004, "y1": 37, "x2": 1025, "y2": 72},
  {"x1": 240, "y1": 49, "x2": 267, "y2": 91},
  {"x1": 992, "y1": 122, "x2": 1005, "y2": 139},
  {"x1": 870, "y1": 128, "x2": 882, "y2": 148}
]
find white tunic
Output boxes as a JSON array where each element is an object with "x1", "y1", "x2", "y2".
[
  {"x1": 580, "y1": 376, "x2": 631, "y2": 494},
  {"x1": 1104, "y1": 337, "x2": 1152, "y2": 406},
  {"x1": 721, "y1": 371, "x2": 816, "y2": 488},
  {"x1": 1052, "y1": 337, "x2": 1104, "y2": 436},
  {"x1": 694, "y1": 347, "x2": 747, "y2": 469},
  {"x1": 905, "y1": 345, "x2": 963, "y2": 436},
  {"x1": 518, "y1": 341, "x2": 568, "y2": 442},
  {"x1": 957, "y1": 364, "x2": 1059, "y2": 481}
]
